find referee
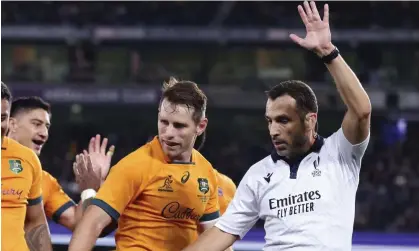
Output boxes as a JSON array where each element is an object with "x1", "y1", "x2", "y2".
[{"x1": 183, "y1": 1, "x2": 371, "y2": 251}]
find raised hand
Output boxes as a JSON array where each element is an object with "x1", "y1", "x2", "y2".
[
  {"x1": 289, "y1": 1, "x2": 334, "y2": 57},
  {"x1": 73, "y1": 153, "x2": 101, "y2": 192},
  {"x1": 85, "y1": 134, "x2": 115, "y2": 182}
]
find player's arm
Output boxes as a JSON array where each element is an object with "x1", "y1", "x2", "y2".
[
  {"x1": 43, "y1": 172, "x2": 77, "y2": 231},
  {"x1": 25, "y1": 202, "x2": 53, "y2": 251},
  {"x1": 185, "y1": 227, "x2": 238, "y2": 251},
  {"x1": 68, "y1": 204, "x2": 113, "y2": 251},
  {"x1": 185, "y1": 171, "x2": 258, "y2": 251},
  {"x1": 69, "y1": 157, "x2": 144, "y2": 251},
  {"x1": 25, "y1": 154, "x2": 52, "y2": 251},
  {"x1": 290, "y1": 1, "x2": 371, "y2": 144}
]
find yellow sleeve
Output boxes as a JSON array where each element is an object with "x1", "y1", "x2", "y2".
[
  {"x1": 224, "y1": 175, "x2": 237, "y2": 200},
  {"x1": 91, "y1": 154, "x2": 147, "y2": 222},
  {"x1": 28, "y1": 152, "x2": 43, "y2": 206},
  {"x1": 199, "y1": 168, "x2": 220, "y2": 222},
  {"x1": 217, "y1": 172, "x2": 237, "y2": 215},
  {"x1": 43, "y1": 171, "x2": 76, "y2": 222}
]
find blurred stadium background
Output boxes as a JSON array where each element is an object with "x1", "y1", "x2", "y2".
[{"x1": 2, "y1": 1, "x2": 419, "y2": 250}]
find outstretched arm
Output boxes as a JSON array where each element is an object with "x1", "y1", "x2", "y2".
[
  {"x1": 68, "y1": 205, "x2": 112, "y2": 251},
  {"x1": 290, "y1": 1, "x2": 371, "y2": 144},
  {"x1": 184, "y1": 227, "x2": 237, "y2": 251}
]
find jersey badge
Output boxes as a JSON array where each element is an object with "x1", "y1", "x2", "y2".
[
  {"x1": 9, "y1": 160, "x2": 23, "y2": 174},
  {"x1": 197, "y1": 178, "x2": 209, "y2": 194}
]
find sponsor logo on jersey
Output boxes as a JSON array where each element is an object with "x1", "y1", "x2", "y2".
[
  {"x1": 269, "y1": 190, "x2": 321, "y2": 218},
  {"x1": 181, "y1": 171, "x2": 190, "y2": 184},
  {"x1": 161, "y1": 201, "x2": 201, "y2": 221}
]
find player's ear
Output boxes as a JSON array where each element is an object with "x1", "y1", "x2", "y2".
[
  {"x1": 196, "y1": 117, "x2": 208, "y2": 136},
  {"x1": 8, "y1": 117, "x2": 18, "y2": 132}
]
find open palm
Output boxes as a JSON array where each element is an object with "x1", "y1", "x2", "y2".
[
  {"x1": 290, "y1": 1, "x2": 333, "y2": 56},
  {"x1": 86, "y1": 134, "x2": 115, "y2": 181}
]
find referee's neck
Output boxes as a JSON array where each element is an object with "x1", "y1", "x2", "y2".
[{"x1": 286, "y1": 135, "x2": 317, "y2": 161}]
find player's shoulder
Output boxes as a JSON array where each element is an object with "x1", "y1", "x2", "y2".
[
  {"x1": 121, "y1": 143, "x2": 154, "y2": 163},
  {"x1": 4, "y1": 137, "x2": 39, "y2": 164},
  {"x1": 42, "y1": 170, "x2": 58, "y2": 183},
  {"x1": 111, "y1": 142, "x2": 155, "y2": 177},
  {"x1": 192, "y1": 149, "x2": 212, "y2": 167},
  {"x1": 216, "y1": 170, "x2": 236, "y2": 190},
  {"x1": 193, "y1": 149, "x2": 216, "y2": 174}
]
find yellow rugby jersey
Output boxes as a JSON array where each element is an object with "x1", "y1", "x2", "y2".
[
  {"x1": 1, "y1": 137, "x2": 43, "y2": 251},
  {"x1": 92, "y1": 137, "x2": 220, "y2": 251},
  {"x1": 214, "y1": 170, "x2": 237, "y2": 215},
  {"x1": 42, "y1": 170, "x2": 75, "y2": 222}
]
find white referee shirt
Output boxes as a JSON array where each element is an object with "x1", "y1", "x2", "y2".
[{"x1": 215, "y1": 128, "x2": 370, "y2": 251}]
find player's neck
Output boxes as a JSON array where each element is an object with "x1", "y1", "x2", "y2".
[{"x1": 170, "y1": 149, "x2": 193, "y2": 163}]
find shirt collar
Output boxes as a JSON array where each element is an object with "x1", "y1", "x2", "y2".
[
  {"x1": 1, "y1": 137, "x2": 9, "y2": 150},
  {"x1": 270, "y1": 135, "x2": 324, "y2": 165}
]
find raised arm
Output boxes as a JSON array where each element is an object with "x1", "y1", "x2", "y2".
[{"x1": 290, "y1": 1, "x2": 371, "y2": 144}]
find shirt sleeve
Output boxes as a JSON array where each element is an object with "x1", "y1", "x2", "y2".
[
  {"x1": 199, "y1": 168, "x2": 220, "y2": 223},
  {"x1": 27, "y1": 152, "x2": 43, "y2": 206},
  {"x1": 218, "y1": 174, "x2": 237, "y2": 215},
  {"x1": 215, "y1": 171, "x2": 259, "y2": 239},
  {"x1": 327, "y1": 127, "x2": 370, "y2": 178},
  {"x1": 43, "y1": 172, "x2": 76, "y2": 222},
  {"x1": 92, "y1": 155, "x2": 147, "y2": 222}
]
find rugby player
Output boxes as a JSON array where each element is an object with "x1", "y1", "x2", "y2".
[
  {"x1": 1, "y1": 82, "x2": 53, "y2": 251},
  {"x1": 8, "y1": 96, "x2": 114, "y2": 230},
  {"x1": 69, "y1": 78, "x2": 226, "y2": 251},
  {"x1": 183, "y1": 2, "x2": 371, "y2": 251}
]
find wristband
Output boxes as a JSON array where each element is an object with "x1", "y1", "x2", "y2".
[
  {"x1": 321, "y1": 47, "x2": 339, "y2": 64},
  {"x1": 81, "y1": 189, "x2": 96, "y2": 202}
]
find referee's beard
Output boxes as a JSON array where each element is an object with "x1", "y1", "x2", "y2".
[{"x1": 275, "y1": 124, "x2": 310, "y2": 160}]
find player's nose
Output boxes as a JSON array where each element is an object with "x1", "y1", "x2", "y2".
[
  {"x1": 38, "y1": 128, "x2": 48, "y2": 139},
  {"x1": 164, "y1": 125, "x2": 176, "y2": 138}
]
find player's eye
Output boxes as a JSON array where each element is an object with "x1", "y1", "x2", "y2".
[
  {"x1": 173, "y1": 123, "x2": 186, "y2": 129},
  {"x1": 160, "y1": 119, "x2": 169, "y2": 125}
]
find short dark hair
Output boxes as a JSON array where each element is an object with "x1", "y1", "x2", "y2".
[
  {"x1": 266, "y1": 80, "x2": 318, "y2": 130},
  {"x1": 160, "y1": 77, "x2": 207, "y2": 124},
  {"x1": 1, "y1": 82, "x2": 12, "y2": 102},
  {"x1": 11, "y1": 96, "x2": 51, "y2": 118}
]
